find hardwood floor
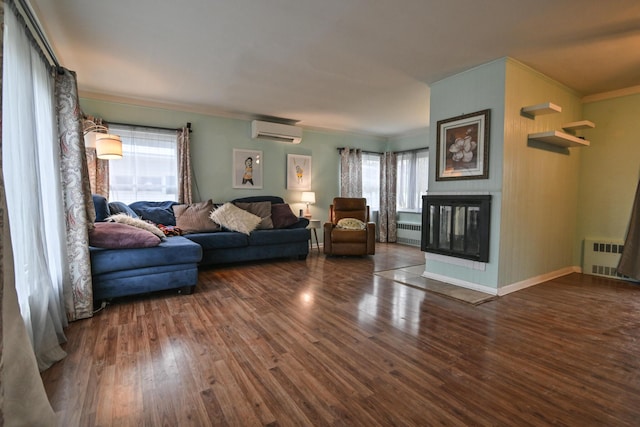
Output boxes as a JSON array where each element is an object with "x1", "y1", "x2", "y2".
[{"x1": 42, "y1": 244, "x2": 640, "y2": 426}]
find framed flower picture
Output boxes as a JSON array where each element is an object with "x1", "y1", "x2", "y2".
[
  {"x1": 287, "y1": 154, "x2": 312, "y2": 190},
  {"x1": 436, "y1": 109, "x2": 490, "y2": 181},
  {"x1": 232, "y1": 149, "x2": 263, "y2": 189}
]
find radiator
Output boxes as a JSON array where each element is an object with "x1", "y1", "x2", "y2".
[
  {"x1": 583, "y1": 238, "x2": 626, "y2": 279},
  {"x1": 397, "y1": 221, "x2": 422, "y2": 247}
]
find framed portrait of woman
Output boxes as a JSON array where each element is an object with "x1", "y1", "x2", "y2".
[{"x1": 233, "y1": 149, "x2": 263, "y2": 189}]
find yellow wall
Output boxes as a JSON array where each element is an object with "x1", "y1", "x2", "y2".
[
  {"x1": 498, "y1": 59, "x2": 584, "y2": 286},
  {"x1": 575, "y1": 93, "x2": 640, "y2": 264}
]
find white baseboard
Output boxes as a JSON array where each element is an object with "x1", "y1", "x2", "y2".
[
  {"x1": 497, "y1": 266, "x2": 579, "y2": 296},
  {"x1": 421, "y1": 266, "x2": 581, "y2": 297},
  {"x1": 421, "y1": 271, "x2": 499, "y2": 295}
]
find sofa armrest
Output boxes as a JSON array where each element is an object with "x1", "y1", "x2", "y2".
[
  {"x1": 323, "y1": 222, "x2": 334, "y2": 254},
  {"x1": 286, "y1": 217, "x2": 310, "y2": 229}
]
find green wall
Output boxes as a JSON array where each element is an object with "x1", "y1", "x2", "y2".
[
  {"x1": 80, "y1": 98, "x2": 386, "y2": 243},
  {"x1": 576, "y1": 93, "x2": 640, "y2": 263},
  {"x1": 425, "y1": 58, "x2": 506, "y2": 289}
]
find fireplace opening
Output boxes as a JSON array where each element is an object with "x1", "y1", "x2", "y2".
[{"x1": 421, "y1": 195, "x2": 491, "y2": 262}]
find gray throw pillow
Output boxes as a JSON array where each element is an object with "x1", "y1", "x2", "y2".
[
  {"x1": 234, "y1": 201, "x2": 274, "y2": 229},
  {"x1": 173, "y1": 200, "x2": 220, "y2": 234}
]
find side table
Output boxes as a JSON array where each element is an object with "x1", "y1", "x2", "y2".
[{"x1": 307, "y1": 219, "x2": 321, "y2": 253}]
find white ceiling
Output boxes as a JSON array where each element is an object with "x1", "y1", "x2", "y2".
[{"x1": 31, "y1": 0, "x2": 640, "y2": 136}]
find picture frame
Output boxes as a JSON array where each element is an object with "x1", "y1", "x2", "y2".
[
  {"x1": 286, "y1": 154, "x2": 312, "y2": 190},
  {"x1": 435, "y1": 109, "x2": 490, "y2": 181},
  {"x1": 232, "y1": 149, "x2": 263, "y2": 189}
]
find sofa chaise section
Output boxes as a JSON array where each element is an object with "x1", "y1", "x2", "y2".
[{"x1": 90, "y1": 235, "x2": 202, "y2": 301}]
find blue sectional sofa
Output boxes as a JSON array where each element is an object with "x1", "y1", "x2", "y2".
[{"x1": 90, "y1": 195, "x2": 310, "y2": 302}]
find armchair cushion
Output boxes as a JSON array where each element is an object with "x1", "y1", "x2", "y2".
[{"x1": 331, "y1": 197, "x2": 369, "y2": 223}]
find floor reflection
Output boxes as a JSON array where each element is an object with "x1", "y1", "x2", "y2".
[{"x1": 358, "y1": 275, "x2": 425, "y2": 336}]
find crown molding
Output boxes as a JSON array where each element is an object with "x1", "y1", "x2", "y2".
[{"x1": 582, "y1": 85, "x2": 640, "y2": 103}]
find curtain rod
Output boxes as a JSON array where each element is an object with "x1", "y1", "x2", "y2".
[
  {"x1": 336, "y1": 147, "x2": 428, "y2": 155},
  {"x1": 336, "y1": 147, "x2": 381, "y2": 155},
  {"x1": 108, "y1": 121, "x2": 192, "y2": 133},
  {"x1": 14, "y1": 0, "x2": 61, "y2": 70}
]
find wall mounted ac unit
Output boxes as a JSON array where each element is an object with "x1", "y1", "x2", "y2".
[{"x1": 251, "y1": 120, "x2": 302, "y2": 144}]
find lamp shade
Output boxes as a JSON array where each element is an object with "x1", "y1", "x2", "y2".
[
  {"x1": 301, "y1": 191, "x2": 316, "y2": 204},
  {"x1": 95, "y1": 134, "x2": 123, "y2": 159}
]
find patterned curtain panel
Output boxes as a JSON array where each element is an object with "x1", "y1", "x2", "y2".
[
  {"x1": 84, "y1": 115, "x2": 110, "y2": 197},
  {"x1": 618, "y1": 178, "x2": 640, "y2": 280},
  {"x1": 379, "y1": 152, "x2": 398, "y2": 243},
  {"x1": 178, "y1": 126, "x2": 193, "y2": 204},
  {"x1": 55, "y1": 69, "x2": 95, "y2": 321},
  {"x1": 340, "y1": 148, "x2": 362, "y2": 197}
]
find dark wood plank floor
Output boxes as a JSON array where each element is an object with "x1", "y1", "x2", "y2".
[{"x1": 42, "y1": 244, "x2": 640, "y2": 426}]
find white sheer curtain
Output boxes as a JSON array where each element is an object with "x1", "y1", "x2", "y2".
[
  {"x1": 2, "y1": 6, "x2": 68, "y2": 370},
  {"x1": 396, "y1": 149, "x2": 429, "y2": 211},
  {"x1": 108, "y1": 124, "x2": 179, "y2": 204}
]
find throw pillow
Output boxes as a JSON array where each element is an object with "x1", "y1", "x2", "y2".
[
  {"x1": 107, "y1": 213, "x2": 166, "y2": 239},
  {"x1": 92, "y1": 194, "x2": 110, "y2": 222},
  {"x1": 209, "y1": 202, "x2": 261, "y2": 235},
  {"x1": 129, "y1": 201, "x2": 178, "y2": 225},
  {"x1": 89, "y1": 222, "x2": 161, "y2": 249},
  {"x1": 337, "y1": 217, "x2": 366, "y2": 230},
  {"x1": 108, "y1": 201, "x2": 139, "y2": 218},
  {"x1": 234, "y1": 201, "x2": 274, "y2": 229},
  {"x1": 173, "y1": 200, "x2": 220, "y2": 234},
  {"x1": 271, "y1": 204, "x2": 299, "y2": 229}
]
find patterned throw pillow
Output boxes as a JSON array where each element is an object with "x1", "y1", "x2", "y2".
[
  {"x1": 209, "y1": 202, "x2": 262, "y2": 235},
  {"x1": 336, "y1": 218, "x2": 366, "y2": 230}
]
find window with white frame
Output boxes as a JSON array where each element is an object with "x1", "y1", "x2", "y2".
[
  {"x1": 108, "y1": 125, "x2": 178, "y2": 204},
  {"x1": 396, "y1": 148, "x2": 429, "y2": 212},
  {"x1": 362, "y1": 152, "x2": 381, "y2": 212}
]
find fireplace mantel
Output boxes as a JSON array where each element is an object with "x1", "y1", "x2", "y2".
[{"x1": 421, "y1": 195, "x2": 491, "y2": 263}]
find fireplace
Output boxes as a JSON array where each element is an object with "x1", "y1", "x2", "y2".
[{"x1": 421, "y1": 195, "x2": 491, "y2": 262}]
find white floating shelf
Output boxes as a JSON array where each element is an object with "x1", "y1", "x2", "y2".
[
  {"x1": 528, "y1": 131, "x2": 590, "y2": 148},
  {"x1": 562, "y1": 120, "x2": 595, "y2": 131},
  {"x1": 521, "y1": 102, "x2": 562, "y2": 119}
]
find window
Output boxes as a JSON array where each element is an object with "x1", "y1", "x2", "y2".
[
  {"x1": 362, "y1": 152, "x2": 381, "y2": 212},
  {"x1": 396, "y1": 148, "x2": 429, "y2": 212},
  {"x1": 108, "y1": 125, "x2": 178, "y2": 204}
]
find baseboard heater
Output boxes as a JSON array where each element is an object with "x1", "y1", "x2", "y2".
[
  {"x1": 397, "y1": 221, "x2": 421, "y2": 247},
  {"x1": 583, "y1": 238, "x2": 629, "y2": 279}
]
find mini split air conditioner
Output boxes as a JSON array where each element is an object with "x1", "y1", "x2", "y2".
[{"x1": 251, "y1": 120, "x2": 302, "y2": 144}]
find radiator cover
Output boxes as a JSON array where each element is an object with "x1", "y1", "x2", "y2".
[{"x1": 583, "y1": 238, "x2": 625, "y2": 279}]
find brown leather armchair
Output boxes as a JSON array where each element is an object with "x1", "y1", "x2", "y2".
[{"x1": 323, "y1": 197, "x2": 375, "y2": 255}]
